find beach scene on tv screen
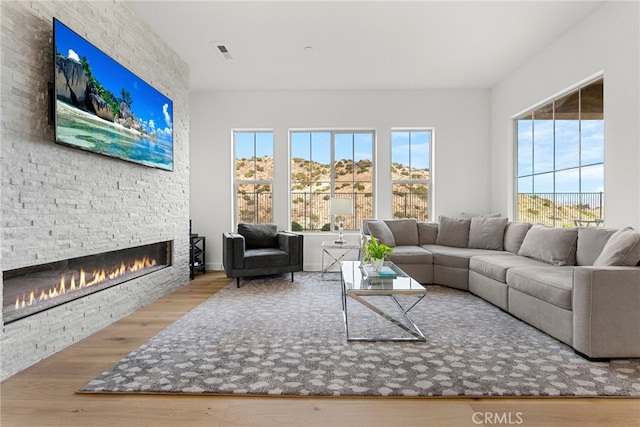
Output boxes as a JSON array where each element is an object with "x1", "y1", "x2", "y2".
[{"x1": 54, "y1": 19, "x2": 173, "y2": 171}]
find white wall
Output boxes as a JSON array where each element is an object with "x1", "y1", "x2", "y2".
[
  {"x1": 190, "y1": 90, "x2": 490, "y2": 271},
  {"x1": 490, "y1": 1, "x2": 640, "y2": 229}
]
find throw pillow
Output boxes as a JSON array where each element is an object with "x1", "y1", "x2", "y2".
[
  {"x1": 503, "y1": 222, "x2": 532, "y2": 254},
  {"x1": 517, "y1": 224, "x2": 578, "y2": 266},
  {"x1": 386, "y1": 219, "x2": 418, "y2": 246},
  {"x1": 468, "y1": 217, "x2": 508, "y2": 250},
  {"x1": 417, "y1": 222, "x2": 439, "y2": 245},
  {"x1": 593, "y1": 226, "x2": 640, "y2": 266},
  {"x1": 366, "y1": 220, "x2": 396, "y2": 247},
  {"x1": 435, "y1": 216, "x2": 471, "y2": 248},
  {"x1": 576, "y1": 227, "x2": 618, "y2": 266},
  {"x1": 237, "y1": 223, "x2": 278, "y2": 249}
]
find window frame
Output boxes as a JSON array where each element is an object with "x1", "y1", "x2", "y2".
[
  {"x1": 232, "y1": 129, "x2": 274, "y2": 227},
  {"x1": 513, "y1": 77, "x2": 604, "y2": 227},
  {"x1": 289, "y1": 129, "x2": 375, "y2": 233},
  {"x1": 390, "y1": 128, "x2": 434, "y2": 221}
]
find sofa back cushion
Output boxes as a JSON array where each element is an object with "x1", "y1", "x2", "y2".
[
  {"x1": 418, "y1": 222, "x2": 439, "y2": 245},
  {"x1": 435, "y1": 216, "x2": 470, "y2": 248},
  {"x1": 517, "y1": 224, "x2": 578, "y2": 266},
  {"x1": 366, "y1": 220, "x2": 396, "y2": 247},
  {"x1": 238, "y1": 223, "x2": 278, "y2": 249},
  {"x1": 468, "y1": 217, "x2": 508, "y2": 250},
  {"x1": 593, "y1": 226, "x2": 640, "y2": 266},
  {"x1": 385, "y1": 219, "x2": 419, "y2": 246},
  {"x1": 503, "y1": 222, "x2": 532, "y2": 254},
  {"x1": 460, "y1": 212, "x2": 502, "y2": 219},
  {"x1": 576, "y1": 227, "x2": 618, "y2": 266}
]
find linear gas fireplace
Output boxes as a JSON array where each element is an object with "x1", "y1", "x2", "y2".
[{"x1": 2, "y1": 241, "x2": 172, "y2": 324}]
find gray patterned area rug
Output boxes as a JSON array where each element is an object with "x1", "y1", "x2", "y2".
[{"x1": 79, "y1": 272, "x2": 640, "y2": 397}]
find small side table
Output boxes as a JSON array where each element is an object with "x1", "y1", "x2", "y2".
[
  {"x1": 321, "y1": 241, "x2": 360, "y2": 280},
  {"x1": 190, "y1": 235, "x2": 206, "y2": 279}
]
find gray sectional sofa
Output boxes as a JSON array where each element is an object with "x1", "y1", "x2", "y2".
[{"x1": 361, "y1": 217, "x2": 640, "y2": 359}]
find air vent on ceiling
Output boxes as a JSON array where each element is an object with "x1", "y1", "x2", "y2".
[{"x1": 212, "y1": 42, "x2": 234, "y2": 61}]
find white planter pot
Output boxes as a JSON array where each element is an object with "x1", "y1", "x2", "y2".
[{"x1": 371, "y1": 258, "x2": 384, "y2": 272}]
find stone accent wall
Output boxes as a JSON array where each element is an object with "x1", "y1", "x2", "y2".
[{"x1": 0, "y1": 1, "x2": 190, "y2": 380}]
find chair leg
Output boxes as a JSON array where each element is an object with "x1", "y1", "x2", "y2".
[
  {"x1": 236, "y1": 277, "x2": 240, "y2": 288},
  {"x1": 291, "y1": 272, "x2": 294, "y2": 282}
]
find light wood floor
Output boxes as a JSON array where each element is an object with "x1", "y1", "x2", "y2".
[{"x1": 1, "y1": 271, "x2": 638, "y2": 427}]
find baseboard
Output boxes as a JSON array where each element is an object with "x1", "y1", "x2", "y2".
[{"x1": 574, "y1": 349, "x2": 610, "y2": 362}]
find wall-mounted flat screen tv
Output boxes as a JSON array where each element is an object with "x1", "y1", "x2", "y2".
[{"x1": 53, "y1": 18, "x2": 174, "y2": 171}]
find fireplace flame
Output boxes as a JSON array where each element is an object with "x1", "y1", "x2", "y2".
[{"x1": 14, "y1": 255, "x2": 157, "y2": 310}]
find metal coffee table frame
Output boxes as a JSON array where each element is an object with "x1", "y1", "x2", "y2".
[{"x1": 340, "y1": 260, "x2": 427, "y2": 342}]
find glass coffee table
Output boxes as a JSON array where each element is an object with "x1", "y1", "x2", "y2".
[{"x1": 340, "y1": 260, "x2": 427, "y2": 341}]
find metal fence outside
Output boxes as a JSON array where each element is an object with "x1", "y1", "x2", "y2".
[
  {"x1": 236, "y1": 192, "x2": 273, "y2": 224},
  {"x1": 391, "y1": 191, "x2": 429, "y2": 221},
  {"x1": 236, "y1": 191, "x2": 603, "y2": 229},
  {"x1": 237, "y1": 191, "x2": 430, "y2": 230},
  {"x1": 517, "y1": 192, "x2": 603, "y2": 227},
  {"x1": 290, "y1": 192, "x2": 373, "y2": 231}
]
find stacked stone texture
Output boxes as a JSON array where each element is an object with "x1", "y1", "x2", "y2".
[{"x1": 0, "y1": 1, "x2": 190, "y2": 380}]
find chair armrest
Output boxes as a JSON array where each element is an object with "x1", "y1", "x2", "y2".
[
  {"x1": 573, "y1": 266, "x2": 640, "y2": 358},
  {"x1": 278, "y1": 232, "x2": 303, "y2": 266},
  {"x1": 223, "y1": 232, "x2": 245, "y2": 270}
]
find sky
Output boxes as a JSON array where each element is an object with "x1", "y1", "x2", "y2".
[
  {"x1": 54, "y1": 19, "x2": 173, "y2": 140},
  {"x1": 290, "y1": 132, "x2": 374, "y2": 165},
  {"x1": 517, "y1": 119, "x2": 604, "y2": 193},
  {"x1": 391, "y1": 131, "x2": 430, "y2": 170},
  {"x1": 235, "y1": 131, "x2": 273, "y2": 159},
  {"x1": 236, "y1": 130, "x2": 431, "y2": 171}
]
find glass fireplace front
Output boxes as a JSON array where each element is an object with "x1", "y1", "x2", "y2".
[{"x1": 2, "y1": 241, "x2": 172, "y2": 324}]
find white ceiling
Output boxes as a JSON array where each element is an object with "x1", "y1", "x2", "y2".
[{"x1": 127, "y1": 0, "x2": 605, "y2": 91}]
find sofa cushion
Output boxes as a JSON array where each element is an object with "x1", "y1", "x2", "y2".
[
  {"x1": 593, "y1": 226, "x2": 640, "y2": 266},
  {"x1": 385, "y1": 219, "x2": 419, "y2": 246},
  {"x1": 517, "y1": 225, "x2": 578, "y2": 266},
  {"x1": 469, "y1": 254, "x2": 549, "y2": 283},
  {"x1": 435, "y1": 216, "x2": 470, "y2": 248},
  {"x1": 460, "y1": 212, "x2": 502, "y2": 218},
  {"x1": 576, "y1": 227, "x2": 618, "y2": 266},
  {"x1": 422, "y1": 245, "x2": 501, "y2": 269},
  {"x1": 237, "y1": 223, "x2": 278, "y2": 249},
  {"x1": 367, "y1": 220, "x2": 396, "y2": 247},
  {"x1": 243, "y1": 248, "x2": 289, "y2": 268},
  {"x1": 388, "y1": 245, "x2": 433, "y2": 265},
  {"x1": 506, "y1": 266, "x2": 575, "y2": 310},
  {"x1": 417, "y1": 222, "x2": 439, "y2": 245},
  {"x1": 468, "y1": 217, "x2": 508, "y2": 250},
  {"x1": 503, "y1": 222, "x2": 532, "y2": 254}
]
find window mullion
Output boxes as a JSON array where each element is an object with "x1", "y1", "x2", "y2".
[
  {"x1": 290, "y1": 129, "x2": 374, "y2": 232},
  {"x1": 515, "y1": 77, "x2": 603, "y2": 226}
]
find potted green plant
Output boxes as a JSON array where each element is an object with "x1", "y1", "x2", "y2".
[{"x1": 364, "y1": 236, "x2": 393, "y2": 271}]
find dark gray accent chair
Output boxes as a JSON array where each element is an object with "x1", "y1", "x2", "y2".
[{"x1": 223, "y1": 223, "x2": 304, "y2": 287}]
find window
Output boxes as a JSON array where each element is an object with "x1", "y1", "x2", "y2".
[
  {"x1": 290, "y1": 131, "x2": 374, "y2": 232},
  {"x1": 515, "y1": 78, "x2": 604, "y2": 227},
  {"x1": 234, "y1": 131, "x2": 273, "y2": 224},
  {"x1": 391, "y1": 129, "x2": 432, "y2": 221}
]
